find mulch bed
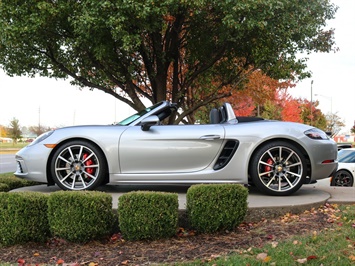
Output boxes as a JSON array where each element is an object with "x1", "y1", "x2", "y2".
[{"x1": 0, "y1": 204, "x2": 338, "y2": 265}]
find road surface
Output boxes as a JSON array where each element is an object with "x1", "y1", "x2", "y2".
[{"x1": 0, "y1": 154, "x2": 16, "y2": 174}]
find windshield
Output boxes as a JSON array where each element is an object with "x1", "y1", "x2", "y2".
[
  {"x1": 117, "y1": 102, "x2": 164, "y2": 126},
  {"x1": 338, "y1": 149, "x2": 355, "y2": 163}
]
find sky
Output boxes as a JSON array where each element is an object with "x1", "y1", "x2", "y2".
[
  {"x1": 0, "y1": 0, "x2": 354, "y2": 133},
  {"x1": 288, "y1": 0, "x2": 355, "y2": 133}
]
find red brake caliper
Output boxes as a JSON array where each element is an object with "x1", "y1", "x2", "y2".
[
  {"x1": 264, "y1": 158, "x2": 274, "y2": 173},
  {"x1": 83, "y1": 153, "x2": 94, "y2": 176}
]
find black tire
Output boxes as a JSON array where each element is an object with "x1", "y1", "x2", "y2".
[
  {"x1": 50, "y1": 140, "x2": 108, "y2": 191},
  {"x1": 331, "y1": 170, "x2": 354, "y2": 187},
  {"x1": 249, "y1": 141, "x2": 307, "y2": 196}
]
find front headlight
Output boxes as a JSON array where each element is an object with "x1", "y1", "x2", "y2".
[
  {"x1": 304, "y1": 128, "x2": 329, "y2": 140},
  {"x1": 27, "y1": 131, "x2": 55, "y2": 146}
]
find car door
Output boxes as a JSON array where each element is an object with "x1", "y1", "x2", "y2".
[{"x1": 119, "y1": 124, "x2": 225, "y2": 174}]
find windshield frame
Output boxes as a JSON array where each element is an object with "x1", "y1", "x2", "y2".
[{"x1": 116, "y1": 101, "x2": 167, "y2": 126}]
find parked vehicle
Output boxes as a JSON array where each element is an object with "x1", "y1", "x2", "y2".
[
  {"x1": 337, "y1": 143, "x2": 353, "y2": 151},
  {"x1": 14, "y1": 101, "x2": 338, "y2": 196},
  {"x1": 331, "y1": 148, "x2": 355, "y2": 187}
]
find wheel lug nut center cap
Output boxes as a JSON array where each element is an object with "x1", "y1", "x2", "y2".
[{"x1": 74, "y1": 163, "x2": 81, "y2": 171}]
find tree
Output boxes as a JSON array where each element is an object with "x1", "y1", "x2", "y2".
[
  {"x1": 351, "y1": 124, "x2": 355, "y2": 134},
  {"x1": 281, "y1": 98, "x2": 303, "y2": 123},
  {"x1": 0, "y1": 125, "x2": 8, "y2": 138},
  {"x1": 228, "y1": 70, "x2": 280, "y2": 117},
  {"x1": 298, "y1": 99, "x2": 327, "y2": 130},
  {"x1": 325, "y1": 112, "x2": 345, "y2": 137},
  {"x1": 29, "y1": 125, "x2": 52, "y2": 137},
  {"x1": 0, "y1": 0, "x2": 338, "y2": 123},
  {"x1": 8, "y1": 118, "x2": 22, "y2": 144}
]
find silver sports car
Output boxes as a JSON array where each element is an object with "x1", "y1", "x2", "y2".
[{"x1": 14, "y1": 101, "x2": 338, "y2": 196}]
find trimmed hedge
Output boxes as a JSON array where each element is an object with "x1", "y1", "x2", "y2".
[
  {"x1": 47, "y1": 191, "x2": 114, "y2": 243},
  {"x1": 0, "y1": 192, "x2": 50, "y2": 246},
  {"x1": 0, "y1": 173, "x2": 250, "y2": 244},
  {"x1": 186, "y1": 184, "x2": 248, "y2": 233},
  {"x1": 0, "y1": 176, "x2": 41, "y2": 192},
  {"x1": 0, "y1": 183, "x2": 9, "y2": 192},
  {"x1": 118, "y1": 191, "x2": 179, "y2": 240},
  {"x1": 0, "y1": 176, "x2": 27, "y2": 191}
]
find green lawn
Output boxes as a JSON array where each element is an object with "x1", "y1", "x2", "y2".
[{"x1": 0, "y1": 142, "x2": 27, "y2": 153}]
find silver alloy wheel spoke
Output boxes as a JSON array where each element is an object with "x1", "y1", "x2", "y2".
[
  {"x1": 266, "y1": 176, "x2": 277, "y2": 187},
  {"x1": 278, "y1": 147, "x2": 282, "y2": 160},
  {"x1": 58, "y1": 155, "x2": 71, "y2": 165},
  {"x1": 78, "y1": 174, "x2": 87, "y2": 189},
  {"x1": 283, "y1": 175, "x2": 294, "y2": 188},
  {"x1": 260, "y1": 170, "x2": 274, "y2": 176},
  {"x1": 68, "y1": 147, "x2": 75, "y2": 162},
  {"x1": 267, "y1": 150, "x2": 275, "y2": 163},
  {"x1": 60, "y1": 172, "x2": 73, "y2": 182}
]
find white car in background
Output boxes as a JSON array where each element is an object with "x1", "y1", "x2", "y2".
[{"x1": 331, "y1": 148, "x2": 355, "y2": 187}]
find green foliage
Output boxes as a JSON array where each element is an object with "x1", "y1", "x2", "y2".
[
  {"x1": 0, "y1": 176, "x2": 22, "y2": 191},
  {"x1": 0, "y1": 183, "x2": 9, "y2": 192},
  {"x1": 7, "y1": 118, "x2": 21, "y2": 144},
  {"x1": 47, "y1": 191, "x2": 114, "y2": 243},
  {"x1": 118, "y1": 191, "x2": 179, "y2": 241},
  {"x1": 261, "y1": 100, "x2": 282, "y2": 120},
  {"x1": 186, "y1": 184, "x2": 248, "y2": 233},
  {"x1": 0, "y1": 192, "x2": 50, "y2": 246},
  {"x1": 0, "y1": 0, "x2": 338, "y2": 121},
  {"x1": 0, "y1": 175, "x2": 40, "y2": 191},
  {"x1": 0, "y1": 142, "x2": 27, "y2": 149}
]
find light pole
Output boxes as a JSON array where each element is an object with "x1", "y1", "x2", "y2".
[{"x1": 314, "y1": 94, "x2": 333, "y2": 114}]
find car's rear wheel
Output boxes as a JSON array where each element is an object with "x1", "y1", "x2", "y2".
[
  {"x1": 249, "y1": 141, "x2": 307, "y2": 196},
  {"x1": 331, "y1": 170, "x2": 354, "y2": 187},
  {"x1": 50, "y1": 140, "x2": 107, "y2": 191}
]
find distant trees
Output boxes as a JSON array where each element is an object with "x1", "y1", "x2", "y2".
[
  {"x1": 0, "y1": 119, "x2": 52, "y2": 143},
  {"x1": 8, "y1": 118, "x2": 22, "y2": 144},
  {"x1": 0, "y1": 125, "x2": 7, "y2": 138},
  {"x1": 325, "y1": 113, "x2": 345, "y2": 137},
  {"x1": 28, "y1": 125, "x2": 52, "y2": 137},
  {"x1": 193, "y1": 67, "x2": 344, "y2": 134}
]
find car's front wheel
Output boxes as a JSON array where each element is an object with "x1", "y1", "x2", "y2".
[
  {"x1": 50, "y1": 140, "x2": 108, "y2": 191},
  {"x1": 249, "y1": 141, "x2": 307, "y2": 196},
  {"x1": 331, "y1": 170, "x2": 354, "y2": 187}
]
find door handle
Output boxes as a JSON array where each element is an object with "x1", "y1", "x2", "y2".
[{"x1": 200, "y1": 135, "x2": 221, "y2": 140}]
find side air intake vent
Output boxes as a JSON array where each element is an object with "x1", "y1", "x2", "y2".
[{"x1": 213, "y1": 140, "x2": 239, "y2": 170}]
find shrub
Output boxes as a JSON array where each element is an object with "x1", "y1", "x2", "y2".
[
  {"x1": 0, "y1": 176, "x2": 27, "y2": 191},
  {"x1": 118, "y1": 191, "x2": 178, "y2": 240},
  {"x1": 47, "y1": 191, "x2": 114, "y2": 243},
  {"x1": 186, "y1": 184, "x2": 248, "y2": 233},
  {"x1": 0, "y1": 192, "x2": 50, "y2": 246},
  {"x1": 0, "y1": 183, "x2": 10, "y2": 192},
  {"x1": 0, "y1": 175, "x2": 41, "y2": 191}
]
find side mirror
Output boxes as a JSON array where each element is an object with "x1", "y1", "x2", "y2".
[{"x1": 141, "y1": 115, "x2": 160, "y2": 131}]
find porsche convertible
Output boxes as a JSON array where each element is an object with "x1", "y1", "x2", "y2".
[{"x1": 14, "y1": 101, "x2": 338, "y2": 196}]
